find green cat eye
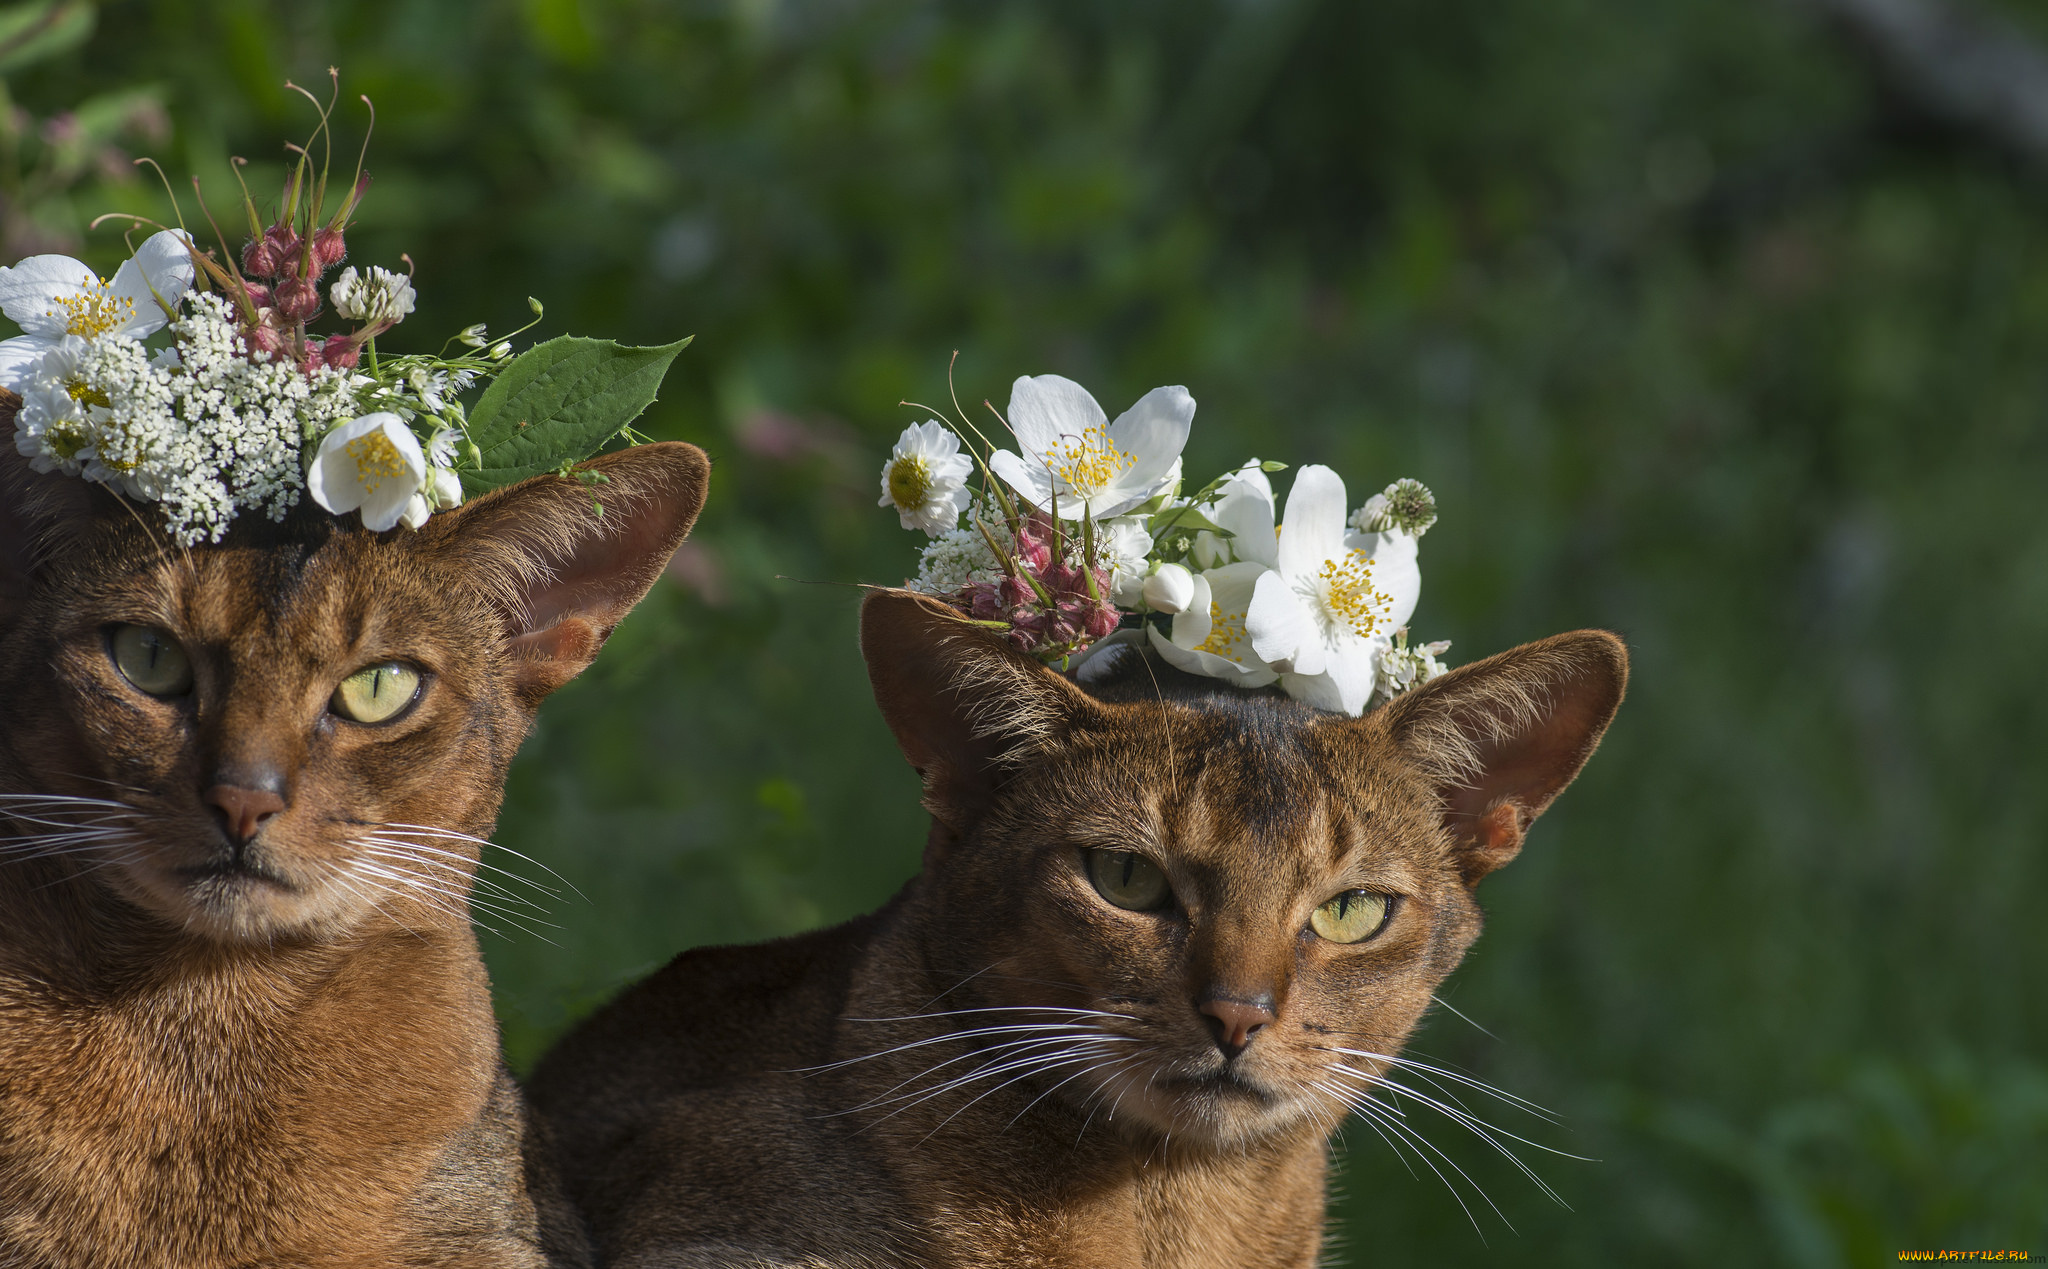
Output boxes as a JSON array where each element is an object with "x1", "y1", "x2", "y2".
[
  {"x1": 331, "y1": 662, "x2": 422, "y2": 725},
  {"x1": 1084, "y1": 849, "x2": 1173, "y2": 912},
  {"x1": 1310, "y1": 890, "x2": 1391, "y2": 944},
  {"x1": 109, "y1": 624, "x2": 194, "y2": 698}
]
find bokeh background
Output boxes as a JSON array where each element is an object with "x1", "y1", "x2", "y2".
[{"x1": 13, "y1": 0, "x2": 2047, "y2": 1260}]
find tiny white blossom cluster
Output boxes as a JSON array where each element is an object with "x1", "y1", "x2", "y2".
[
  {"x1": 878, "y1": 373, "x2": 1456, "y2": 715},
  {"x1": 15, "y1": 293, "x2": 355, "y2": 544}
]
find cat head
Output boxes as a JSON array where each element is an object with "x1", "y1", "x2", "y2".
[
  {"x1": 0, "y1": 394, "x2": 709, "y2": 945},
  {"x1": 862, "y1": 588, "x2": 1625, "y2": 1151}
]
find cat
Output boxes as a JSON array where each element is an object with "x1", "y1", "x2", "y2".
[
  {"x1": 0, "y1": 391, "x2": 708, "y2": 1269},
  {"x1": 530, "y1": 586, "x2": 1628, "y2": 1268}
]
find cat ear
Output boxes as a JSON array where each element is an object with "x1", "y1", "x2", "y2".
[
  {"x1": 0, "y1": 390, "x2": 96, "y2": 619},
  {"x1": 1381, "y1": 630, "x2": 1628, "y2": 885},
  {"x1": 861, "y1": 587, "x2": 1102, "y2": 831},
  {"x1": 428, "y1": 441, "x2": 711, "y2": 705}
]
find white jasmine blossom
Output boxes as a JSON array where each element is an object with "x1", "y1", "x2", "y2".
[
  {"x1": 1244, "y1": 465, "x2": 1422, "y2": 715},
  {"x1": 879, "y1": 420, "x2": 974, "y2": 535},
  {"x1": 328, "y1": 265, "x2": 416, "y2": 327},
  {"x1": 307, "y1": 411, "x2": 428, "y2": 533},
  {"x1": 989, "y1": 374, "x2": 1191, "y2": 520},
  {"x1": 0, "y1": 229, "x2": 195, "y2": 390},
  {"x1": 1148, "y1": 560, "x2": 1280, "y2": 689}
]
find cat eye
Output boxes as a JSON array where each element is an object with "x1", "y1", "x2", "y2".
[
  {"x1": 331, "y1": 662, "x2": 423, "y2": 725},
  {"x1": 1083, "y1": 849, "x2": 1173, "y2": 912},
  {"x1": 1309, "y1": 890, "x2": 1392, "y2": 944},
  {"x1": 108, "y1": 625, "x2": 194, "y2": 698}
]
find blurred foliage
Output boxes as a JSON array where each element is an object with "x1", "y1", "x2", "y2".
[{"x1": 15, "y1": 0, "x2": 2047, "y2": 1261}]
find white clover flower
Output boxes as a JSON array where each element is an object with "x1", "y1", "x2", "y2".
[
  {"x1": 1147, "y1": 561, "x2": 1280, "y2": 689},
  {"x1": 1243, "y1": 465, "x2": 1423, "y2": 716},
  {"x1": 989, "y1": 375, "x2": 1190, "y2": 520},
  {"x1": 1141, "y1": 561, "x2": 1195, "y2": 614},
  {"x1": 307, "y1": 412, "x2": 428, "y2": 533},
  {"x1": 1376, "y1": 629, "x2": 1453, "y2": 702},
  {"x1": 328, "y1": 266, "x2": 416, "y2": 327},
  {"x1": 0, "y1": 229, "x2": 194, "y2": 390},
  {"x1": 1351, "y1": 478, "x2": 1438, "y2": 537},
  {"x1": 879, "y1": 420, "x2": 974, "y2": 535}
]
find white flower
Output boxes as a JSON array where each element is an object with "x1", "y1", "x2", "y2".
[
  {"x1": 426, "y1": 426, "x2": 460, "y2": 468},
  {"x1": 399, "y1": 493, "x2": 432, "y2": 531},
  {"x1": 0, "y1": 229, "x2": 194, "y2": 389},
  {"x1": 910, "y1": 519, "x2": 1004, "y2": 596},
  {"x1": 1141, "y1": 561, "x2": 1195, "y2": 614},
  {"x1": 1147, "y1": 561, "x2": 1280, "y2": 689},
  {"x1": 879, "y1": 420, "x2": 974, "y2": 535},
  {"x1": 1244, "y1": 465, "x2": 1423, "y2": 716},
  {"x1": 1351, "y1": 478, "x2": 1438, "y2": 537},
  {"x1": 989, "y1": 374, "x2": 1191, "y2": 520},
  {"x1": 9, "y1": 293, "x2": 348, "y2": 544},
  {"x1": 1376, "y1": 629, "x2": 1452, "y2": 702},
  {"x1": 328, "y1": 266, "x2": 416, "y2": 327},
  {"x1": 428, "y1": 466, "x2": 463, "y2": 510},
  {"x1": 308, "y1": 413, "x2": 428, "y2": 533},
  {"x1": 1098, "y1": 516, "x2": 1155, "y2": 606}
]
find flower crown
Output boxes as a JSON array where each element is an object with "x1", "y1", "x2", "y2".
[
  {"x1": 0, "y1": 79, "x2": 685, "y2": 546},
  {"x1": 879, "y1": 374, "x2": 1449, "y2": 716}
]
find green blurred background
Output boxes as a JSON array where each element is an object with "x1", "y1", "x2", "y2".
[{"x1": 14, "y1": 0, "x2": 2047, "y2": 1260}]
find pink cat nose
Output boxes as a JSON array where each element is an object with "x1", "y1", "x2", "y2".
[
  {"x1": 206, "y1": 785, "x2": 286, "y2": 847},
  {"x1": 1199, "y1": 997, "x2": 1277, "y2": 1057}
]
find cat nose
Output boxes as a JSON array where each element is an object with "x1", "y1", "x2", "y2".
[
  {"x1": 206, "y1": 784, "x2": 287, "y2": 848},
  {"x1": 1199, "y1": 995, "x2": 1277, "y2": 1058}
]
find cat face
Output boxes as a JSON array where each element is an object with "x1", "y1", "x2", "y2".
[
  {"x1": 0, "y1": 428, "x2": 708, "y2": 944},
  {"x1": 863, "y1": 590, "x2": 1625, "y2": 1152}
]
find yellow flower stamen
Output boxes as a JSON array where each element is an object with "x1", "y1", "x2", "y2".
[
  {"x1": 1316, "y1": 550, "x2": 1392, "y2": 641},
  {"x1": 49, "y1": 280, "x2": 137, "y2": 339},
  {"x1": 887, "y1": 455, "x2": 933, "y2": 509},
  {"x1": 1195, "y1": 600, "x2": 1254, "y2": 661},
  {"x1": 1049, "y1": 425, "x2": 1135, "y2": 496},
  {"x1": 347, "y1": 429, "x2": 410, "y2": 494},
  {"x1": 65, "y1": 377, "x2": 111, "y2": 410}
]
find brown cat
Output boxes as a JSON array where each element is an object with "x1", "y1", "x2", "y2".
[
  {"x1": 0, "y1": 393, "x2": 708, "y2": 1268},
  {"x1": 531, "y1": 587, "x2": 1627, "y2": 1268}
]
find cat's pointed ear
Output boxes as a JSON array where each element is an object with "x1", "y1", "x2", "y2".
[
  {"x1": 0, "y1": 390, "x2": 96, "y2": 621},
  {"x1": 861, "y1": 587, "x2": 1102, "y2": 831},
  {"x1": 1382, "y1": 630, "x2": 1628, "y2": 885},
  {"x1": 429, "y1": 441, "x2": 710, "y2": 706}
]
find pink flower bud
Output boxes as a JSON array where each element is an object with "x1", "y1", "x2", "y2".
[
  {"x1": 311, "y1": 227, "x2": 347, "y2": 271},
  {"x1": 319, "y1": 335, "x2": 360, "y2": 370},
  {"x1": 1082, "y1": 603, "x2": 1121, "y2": 640},
  {"x1": 242, "y1": 323, "x2": 286, "y2": 359},
  {"x1": 275, "y1": 276, "x2": 322, "y2": 323},
  {"x1": 241, "y1": 282, "x2": 273, "y2": 310}
]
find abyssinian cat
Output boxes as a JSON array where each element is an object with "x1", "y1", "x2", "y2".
[
  {"x1": 532, "y1": 587, "x2": 1627, "y2": 1268},
  {"x1": 0, "y1": 395, "x2": 707, "y2": 1267}
]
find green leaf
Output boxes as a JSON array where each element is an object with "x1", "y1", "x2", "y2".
[
  {"x1": 0, "y1": 0, "x2": 93, "y2": 75},
  {"x1": 461, "y1": 334, "x2": 691, "y2": 493},
  {"x1": 1146, "y1": 506, "x2": 1233, "y2": 539}
]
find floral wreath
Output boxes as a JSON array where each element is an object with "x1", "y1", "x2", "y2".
[
  {"x1": 0, "y1": 76, "x2": 685, "y2": 547},
  {"x1": 877, "y1": 373, "x2": 1449, "y2": 717}
]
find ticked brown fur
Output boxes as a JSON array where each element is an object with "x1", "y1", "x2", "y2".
[
  {"x1": 534, "y1": 590, "x2": 1627, "y2": 1268},
  {"x1": 0, "y1": 394, "x2": 709, "y2": 1268}
]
